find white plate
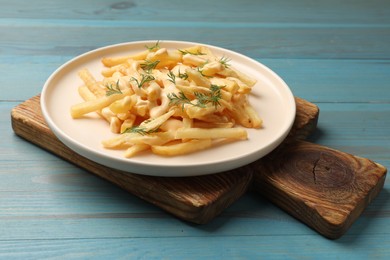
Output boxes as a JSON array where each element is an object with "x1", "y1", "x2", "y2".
[{"x1": 41, "y1": 40, "x2": 295, "y2": 177}]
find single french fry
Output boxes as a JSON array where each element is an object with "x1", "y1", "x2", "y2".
[
  {"x1": 178, "y1": 45, "x2": 204, "y2": 55},
  {"x1": 130, "y1": 132, "x2": 175, "y2": 146},
  {"x1": 182, "y1": 54, "x2": 207, "y2": 67},
  {"x1": 227, "y1": 106, "x2": 252, "y2": 128},
  {"x1": 145, "y1": 48, "x2": 182, "y2": 70},
  {"x1": 182, "y1": 117, "x2": 193, "y2": 128},
  {"x1": 102, "y1": 50, "x2": 149, "y2": 67},
  {"x1": 139, "y1": 110, "x2": 175, "y2": 132},
  {"x1": 193, "y1": 113, "x2": 230, "y2": 124},
  {"x1": 226, "y1": 77, "x2": 252, "y2": 94},
  {"x1": 101, "y1": 132, "x2": 138, "y2": 148},
  {"x1": 185, "y1": 68, "x2": 211, "y2": 88},
  {"x1": 101, "y1": 107, "x2": 116, "y2": 122},
  {"x1": 175, "y1": 84, "x2": 231, "y2": 104},
  {"x1": 109, "y1": 117, "x2": 122, "y2": 134},
  {"x1": 175, "y1": 84, "x2": 209, "y2": 99},
  {"x1": 219, "y1": 67, "x2": 257, "y2": 87},
  {"x1": 102, "y1": 131, "x2": 175, "y2": 148},
  {"x1": 160, "y1": 118, "x2": 184, "y2": 132},
  {"x1": 210, "y1": 78, "x2": 239, "y2": 96},
  {"x1": 201, "y1": 61, "x2": 224, "y2": 76},
  {"x1": 244, "y1": 103, "x2": 263, "y2": 128},
  {"x1": 78, "y1": 68, "x2": 106, "y2": 98},
  {"x1": 225, "y1": 93, "x2": 260, "y2": 128},
  {"x1": 198, "y1": 46, "x2": 216, "y2": 60},
  {"x1": 78, "y1": 85, "x2": 112, "y2": 122},
  {"x1": 117, "y1": 111, "x2": 132, "y2": 121},
  {"x1": 175, "y1": 128, "x2": 247, "y2": 140},
  {"x1": 109, "y1": 95, "x2": 137, "y2": 114},
  {"x1": 151, "y1": 139, "x2": 212, "y2": 156},
  {"x1": 70, "y1": 89, "x2": 132, "y2": 118},
  {"x1": 124, "y1": 144, "x2": 150, "y2": 158},
  {"x1": 120, "y1": 115, "x2": 137, "y2": 133},
  {"x1": 101, "y1": 63, "x2": 129, "y2": 77},
  {"x1": 157, "y1": 50, "x2": 182, "y2": 69},
  {"x1": 193, "y1": 121, "x2": 234, "y2": 129},
  {"x1": 185, "y1": 104, "x2": 217, "y2": 119},
  {"x1": 146, "y1": 82, "x2": 162, "y2": 102},
  {"x1": 180, "y1": 117, "x2": 193, "y2": 142}
]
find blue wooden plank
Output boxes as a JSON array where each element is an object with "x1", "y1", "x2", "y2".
[
  {"x1": 2, "y1": 101, "x2": 390, "y2": 242},
  {"x1": 3, "y1": 18, "x2": 390, "y2": 29},
  {"x1": 0, "y1": 233, "x2": 389, "y2": 259},
  {"x1": 0, "y1": 189, "x2": 387, "y2": 240},
  {"x1": 2, "y1": 56, "x2": 390, "y2": 102},
  {"x1": 308, "y1": 103, "x2": 390, "y2": 162},
  {"x1": 1, "y1": 25, "x2": 389, "y2": 59},
  {"x1": 1, "y1": 0, "x2": 389, "y2": 24},
  {"x1": 262, "y1": 59, "x2": 390, "y2": 103},
  {"x1": 1, "y1": 0, "x2": 390, "y2": 257},
  {"x1": 0, "y1": 197, "x2": 312, "y2": 240}
]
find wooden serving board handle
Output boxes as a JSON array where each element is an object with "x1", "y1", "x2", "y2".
[{"x1": 253, "y1": 140, "x2": 387, "y2": 239}]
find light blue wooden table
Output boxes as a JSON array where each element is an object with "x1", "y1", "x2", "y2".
[{"x1": 1, "y1": 0, "x2": 389, "y2": 258}]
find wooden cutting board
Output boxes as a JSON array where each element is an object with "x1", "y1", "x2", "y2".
[{"x1": 11, "y1": 95, "x2": 386, "y2": 239}]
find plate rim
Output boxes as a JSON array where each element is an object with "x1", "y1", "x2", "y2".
[{"x1": 41, "y1": 40, "x2": 296, "y2": 177}]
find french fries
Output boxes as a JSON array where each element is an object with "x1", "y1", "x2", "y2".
[
  {"x1": 70, "y1": 41, "x2": 262, "y2": 157},
  {"x1": 70, "y1": 89, "x2": 132, "y2": 119},
  {"x1": 151, "y1": 139, "x2": 212, "y2": 156},
  {"x1": 175, "y1": 128, "x2": 247, "y2": 140}
]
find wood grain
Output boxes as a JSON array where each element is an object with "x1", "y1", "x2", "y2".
[
  {"x1": 11, "y1": 96, "x2": 253, "y2": 224},
  {"x1": 3, "y1": 0, "x2": 389, "y2": 24},
  {"x1": 253, "y1": 141, "x2": 387, "y2": 239},
  {"x1": 286, "y1": 97, "x2": 319, "y2": 142},
  {"x1": 3, "y1": 26, "x2": 389, "y2": 61}
]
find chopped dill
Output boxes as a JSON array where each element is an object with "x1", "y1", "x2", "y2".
[
  {"x1": 167, "y1": 70, "x2": 176, "y2": 84},
  {"x1": 219, "y1": 56, "x2": 231, "y2": 68},
  {"x1": 167, "y1": 70, "x2": 189, "y2": 84},
  {"x1": 196, "y1": 84, "x2": 223, "y2": 109},
  {"x1": 105, "y1": 80, "x2": 122, "y2": 96},
  {"x1": 167, "y1": 92, "x2": 193, "y2": 110},
  {"x1": 122, "y1": 125, "x2": 159, "y2": 136},
  {"x1": 141, "y1": 60, "x2": 160, "y2": 73},
  {"x1": 178, "y1": 49, "x2": 206, "y2": 55},
  {"x1": 130, "y1": 74, "x2": 155, "y2": 88},
  {"x1": 167, "y1": 85, "x2": 223, "y2": 110},
  {"x1": 145, "y1": 40, "x2": 160, "y2": 51},
  {"x1": 178, "y1": 70, "x2": 189, "y2": 80}
]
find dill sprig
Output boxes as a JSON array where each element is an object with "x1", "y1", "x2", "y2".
[
  {"x1": 178, "y1": 49, "x2": 206, "y2": 55},
  {"x1": 196, "y1": 84, "x2": 223, "y2": 109},
  {"x1": 196, "y1": 65, "x2": 210, "y2": 78},
  {"x1": 145, "y1": 41, "x2": 160, "y2": 51},
  {"x1": 167, "y1": 70, "x2": 189, "y2": 84},
  {"x1": 219, "y1": 56, "x2": 231, "y2": 68},
  {"x1": 141, "y1": 60, "x2": 160, "y2": 73},
  {"x1": 167, "y1": 92, "x2": 194, "y2": 110},
  {"x1": 167, "y1": 70, "x2": 176, "y2": 84},
  {"x1": 178, "y1": 70, "x2": 189, "y2": 80},
  {"x1": 130, "y1": 74, "x2": 155, "y2": 88},
  {"x1": 105, "y1": 80, "x2": 122, "y2": 96},
  {"x1": 122, "y1": 125, "x2": 159, "y2": 136},
  {"x1": 167, "y1": 85, "x2": 223, "y2": 110}
]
